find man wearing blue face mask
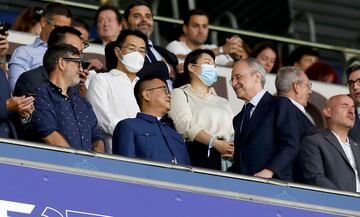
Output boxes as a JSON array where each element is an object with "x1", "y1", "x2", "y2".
[
  {"x1": 170, "y1": 49, "x2": 235, "y2": 170},
  {"x1": 86, "y1": 29, "x2": 148, "y2": 153}
]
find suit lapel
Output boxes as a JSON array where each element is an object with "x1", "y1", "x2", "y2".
[
  {"x1": 241, "y1": 92, "x2": 273, "y2": 140},
  {"x1": 323, "y1": 129, "x2": 351, "y2": 165},
  {"x1": 350, "y1": 138, "x2": 360, "y2": 174}
]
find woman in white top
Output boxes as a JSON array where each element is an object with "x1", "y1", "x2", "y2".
[{"x1": 169, "y1": 49, "x2": 234, "y2": 170}]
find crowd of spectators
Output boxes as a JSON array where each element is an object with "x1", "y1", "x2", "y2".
[{"x1": 1, "y1": 0, "x2": 360, "y2": 194}]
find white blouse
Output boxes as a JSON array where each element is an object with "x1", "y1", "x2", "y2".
[{"x1": 169, "y1": 84, "x2": 234, "y2": 142}]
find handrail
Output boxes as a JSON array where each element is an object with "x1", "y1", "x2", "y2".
[{"x1": 40, "y1": 0, "x2": 360, "y2": 55}]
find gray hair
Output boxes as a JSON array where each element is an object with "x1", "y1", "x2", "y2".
[
  {"x1": 235, "y1": 58, "x2": 266, "y2": 87},
  {"x1": 275, "y1": 66, "x2": 304, "y2": 95}
]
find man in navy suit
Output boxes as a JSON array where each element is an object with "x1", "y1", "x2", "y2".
[
  {"x1": 275, "y1": 66, "x2": 319, "y2": 182},
  {"x1": 346, "y1": 64, "x2": 360, "y2": 144},
  {"x1": 299, "y1": 95, "x2": 360, "y2": 192},
  {"x1": 228, "y1": 58, "x2": 300, "y2": 181},
  {"x1": 112, "y1": 75, "x2": 190, "y2": 165}
]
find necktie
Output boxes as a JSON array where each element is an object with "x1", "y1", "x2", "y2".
[
  {"x1": 241, "y1": 103, "x2": 254, "y2": 133},
  {"x1": 147, "y1": 44, "x2": 157, "y2": 62}
]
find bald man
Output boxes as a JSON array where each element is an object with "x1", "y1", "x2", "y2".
[
  {"x1": 299, "y1": 94, "x2": 360, "y2": 193},
  {"x1": 112, "y1": 75, "x2": 190, "y2": 165}
]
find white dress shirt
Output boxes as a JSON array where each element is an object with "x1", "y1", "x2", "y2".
[
  {"x1": 86, "y1": 69, "x2": 140, "y2": 153},
  {"x1": 331, "y1": 131, "x2": 360, "y2": 192},
  {"x1": 248, "y1": 89, "x2": 266, "y2": 118}
]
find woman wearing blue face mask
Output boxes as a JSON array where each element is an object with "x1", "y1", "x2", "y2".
[{"x1": 169, "y1": 49, "x2": 235, "y2": 170}]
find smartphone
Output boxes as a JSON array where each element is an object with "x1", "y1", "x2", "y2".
[
  {"x1": 0, "y1": 22, "x2": 10, "y2": 35},
  {"x1": 25, "y1": 93, "x2": 38, "y2": 98},
  {"x1": 81, "y1": 61, "x2": 90, "y2": 70}
]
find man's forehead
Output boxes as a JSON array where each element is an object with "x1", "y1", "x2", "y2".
[
  {"x1": 124, "y1": 35, "x2": 146, "y2": 47},
  {"x1": 189, "y1": 15, "x2": 209, "y2": 24},
  {"x1": 349, "y1": 69, "x2": 360, "y2": 80},
  {"x1": 130, "y1": 5, "x2": 152, "y2": 15}
]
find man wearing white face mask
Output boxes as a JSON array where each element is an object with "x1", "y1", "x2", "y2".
[{"x1": 86, "y1": 29, "x2": 148, "y2": 153}]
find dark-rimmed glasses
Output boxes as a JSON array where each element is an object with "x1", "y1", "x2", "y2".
[
  {"x1": 122, "y1": 45, "x2": 147, "y2": 55},
  {"x1": 146, "y1": 86, "x2": 170, "y2": 95},
  {"x1": 61, "y1": 55, "x2": 84, "y2": 69},
  {"x1": 347, "y1": 77, "x2": 360, "y2": 89}
]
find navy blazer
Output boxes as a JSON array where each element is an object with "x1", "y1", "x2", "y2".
[
  {"x1": 228, "y1": 92, "x2": 300, "y2": 181},
  {"x1": 292, "y1": 105, "x2": 319, "y2": 182},
  {"x1": 299, "y1": 129, "x2": 360, "y2": 192},
  {"x1": 349, "y1": 108, "x2": 360, "y2": 144},
  {"x1": 0, "y1": 69, "x2": 17, "y2": 138},
  {"x1": 14, "y1": 66, "x2": 47, "y2": 96},
  {"x1": 112, "y1": 113, "x2": 190, "y2": 166}
]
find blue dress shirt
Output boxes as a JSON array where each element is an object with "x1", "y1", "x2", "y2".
[
  {"x1": 112, "y1": 113, "x2": 190, "y2": 165},
  {"x1": 8, "y1": 38, "x2": 47, "y2": 91},
  {"x1": 28, "y1": 81, "x2": 103, "y2": 151}
]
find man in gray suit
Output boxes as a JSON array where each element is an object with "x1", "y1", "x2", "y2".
[{"x1": 299, "y1": 94, "x2": 360, "y2": 193}]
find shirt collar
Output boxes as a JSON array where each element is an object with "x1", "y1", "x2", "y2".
[
  {"x1": 33, "y1": 37, "x2": 47, "y2": 48},
  {"x1": 47, "y1": 80, "x2": 77, "y2": 98},
  {"x1": 249, "y1": 89, "x2": 266, "y2": 107},
  {"x1": 185, "y1": 84, "x2": 216, "y2": 98},
  {"x1": 148, "y1": 40, "x2": 154, "y2": 47},
  {"x1": 109, "y1": 69, "x2": 139, "y2": 86},
  {"x1": 289, "y1": 98, "x2": 306, "y2": 113},
  {"x1": 330, "y1": 130, "x2": 350, "y2": 146},
  {"x1": 136, "y1": 112, "x2": 158, "y2": 123}
]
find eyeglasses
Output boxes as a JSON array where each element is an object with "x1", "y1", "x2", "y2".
[
  {"x1": 46, "y1": 17, "x2": 59, "y2": 28},
  {"x1": 146, "y1": 86, "x2": 170, "y2": 95},
  {"x1": 83, "y1": 41, "x2": 89, "y2": 50},
  {"x1": 122, "y1": 45, "x2": 147, "y2": 55},
  {"x1": 61, "y1": 55, "x2": 84, "y2": 69},
  {"x1": 299, "y1": 81, "x2": 312, "y2": 89},
  {"x1": 347, "y1": 77, "x2": 360, "y2": 88},
  {"x1": 229, "y1": 74, "x2": 243, "y2": 86}
]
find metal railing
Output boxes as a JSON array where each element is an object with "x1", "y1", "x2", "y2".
[{"x1": 39, "y1": 0, "x2": 360, "y2": 56}]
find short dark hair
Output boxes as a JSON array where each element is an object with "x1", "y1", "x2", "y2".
[
  {"x1": 43, "y1": 2, "x2": 72, "y2": 19},
  {"x1": 105, "y1": 41, "x2": 117, "y2": 71},
  {"x1": 94, "y1": 5, "x2": 121, "y2": 26},
  {"x1": 183, "y1": 9, "x2": 208, "y2": 26},
  {"x1": 346, "y1": 64, "x2": 360, "y2": 80},
  {"x1": 114, "y1": 29, "x2": 148, "y2": 48},
  {"x1": 134, "y1": 74, "x2": 167, "y2": 106},
  {"x1": 47, "y1": 26, "x2": 82, "y2": 47},
  {"x1": 123, "y1": 0, "x2": 151, "y2": 21},
  {"x1": 173, "y1": 49, "x2": 215, "y2": 88},
  {"x1": 251, "y1": 41, "x2": 280, "y2": 74},
  {"x1": 43, "y1": 44, "x2": 80, "y2": 74},
  {"x1": 72, "y1": 17, "x2": 90, "y2": 32},
  {"x1": 289, "y1": 46, "x2": 319, "y2": 65}
]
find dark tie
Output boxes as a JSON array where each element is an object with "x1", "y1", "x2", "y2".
[
  {"x1": 241, "y1": 103, "x2": 254, "y2": 133},
  {"x1": 147, "y1": 44, "x2": 157, "y2": 62}
]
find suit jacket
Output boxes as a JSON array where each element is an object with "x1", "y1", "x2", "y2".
[
  {"x1": 228, "y1": 92, "x2": 300, "y2": 181},
  {"x1": 112, "y1": 113, "x2": 190, "y2": 166},
  {"x1": 145, "y1": 45, "x2": 178, "y2": 68},
  {"x1": 14, "y1": 66, "x2": 47, "y2": 96},
  {"x1": 0, "y1": 69, "x2": 17, "y2": 138},
  {"x1": 349, "y1": 108, "x2": 360, "y2": 144},
  {"x1": 292, "y1": 105, "x2": 319, "y2": 182},
  {"x1": 299, "y1": 129, "x2": 360, "y2": 192}
]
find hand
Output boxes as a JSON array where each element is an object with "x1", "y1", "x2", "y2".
[
  {"x1": 254, "y1": 169, "x2": 274, "y2": 179},
  {"x1": 87, "y1": 58, "x2": 105, "y2": 71},
  {"x1": 0, "y1": 32, "x2": 9, "y2": 59},
  {"x1": 223, "y1": 36, "x2": 244, "y2": 60},
  {"x1": 6, "y1": 96, "x2": 34, "y2": 113},
  {"x1": 212, "y1": 139, "x2": 234, "y2": 157}
]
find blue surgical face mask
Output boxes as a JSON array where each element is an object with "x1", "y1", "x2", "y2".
[{"x1": 197, "y1": 64, "x2": 218, "y2": 86}]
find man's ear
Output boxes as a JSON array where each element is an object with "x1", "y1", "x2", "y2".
[
  {"x1": 114, "y1": 47, "x2": 122, "y2": 59},
  {"x1": 142, "y1": 90, "x2": 151, "y2": 102},
  {"x1": 57, "y1": 58, "x2": 66, "y2": 71},
  {"x1": 182, "y1": 25, "x2": 188, "y2": 35},
  {"x1": 121, "y1": 19, "x2": 128, "y2": 29},
  {"x1": 40, "y1": 16, "x2": 47, "y2": 29},
  {"x1": 322, "y1": 107, "x2": 331, "y2": 118},
  {"x1": 293, "y1": 81, "x2": 301, "y2": 94}
]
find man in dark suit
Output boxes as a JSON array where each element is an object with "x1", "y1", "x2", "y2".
[
  {"x1": 346, "y1": 64, "x2": 360, "y2": 144},
  {"x1": 275, "y1": 66, "x2": 319, "y2": 182},
  {"x1": 299, "y1": 95, "x2": 360, "y2": 193},
  {"x1": 228, "y1": 58, "x2": 300, "y2": 181},
  {"x1": 112, "y1": 75, "x2": 190, "y2": 165},
  {"x1": 121, "y1": 1, "x2": 179, "y2": 86}
]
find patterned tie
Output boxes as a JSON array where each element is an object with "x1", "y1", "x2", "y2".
[{"x1": 241, "y1": 103, "x2": 254, "y2": 133}]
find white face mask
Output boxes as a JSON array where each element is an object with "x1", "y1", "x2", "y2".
[{"x1": 118, "y1": 50, "x2": 145, "y2": 73}]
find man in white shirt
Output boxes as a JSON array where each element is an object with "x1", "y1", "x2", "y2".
[
  {"x1": 166, "y1": 9, "x2": 244, "y2": 66},
  {"x1": 299, "y1": 94, "x2": 360, "y2": 193},
  {"x1": 86, "y1": 29, "x2": 147, "y2": 153},
  {"x1": 346, "y1": 64, "x2": 360, "y2": 144}
]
